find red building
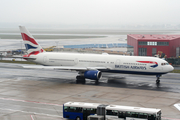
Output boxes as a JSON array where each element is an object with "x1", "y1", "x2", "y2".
[{"x1": 127, "y1": 34, "x2": 180, "y2": 58}]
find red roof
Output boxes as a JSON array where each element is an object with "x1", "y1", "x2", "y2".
[{"x1": 128, "y1": 34, "x2": 180, "y2": 40}]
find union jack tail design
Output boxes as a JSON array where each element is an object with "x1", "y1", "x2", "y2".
[{"x1": 19, "y1": 26, "x2": 45, "y2": 56}]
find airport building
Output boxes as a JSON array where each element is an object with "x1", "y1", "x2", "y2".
[{"x1": 127, "y1": 34, "x2": 180, "y2": 58}]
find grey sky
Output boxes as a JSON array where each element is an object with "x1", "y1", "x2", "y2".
[{"x1": 0, "y1": 0, "x2": 180, "y2": 28}]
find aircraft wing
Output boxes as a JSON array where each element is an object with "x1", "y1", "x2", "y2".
[{"x1": 21, "y1": 65, "x2": 111, "y2": 71}]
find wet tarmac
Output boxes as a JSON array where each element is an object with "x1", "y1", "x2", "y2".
[{"x1": 0, "y1": 63, "x2": 180, "y2": 119}]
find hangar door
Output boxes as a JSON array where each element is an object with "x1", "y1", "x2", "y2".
[
  {"x1": 176, "y1": 47, "x2": 180, "y2": 57},
  {"x1": 152, "y1": 48, "x2": 157, "y2": 56},
  {"x1": 138, "y1": 48, "x2": 147, "y2": 56}
]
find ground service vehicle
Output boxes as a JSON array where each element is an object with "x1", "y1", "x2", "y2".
[
  {"x1": 106, "y1": 104, "x2": 161, "y2": 120},
  {"x1": 63, "y1": 102, "x2": 100, "y2": 120},
  {"x1": 63, "y1": 102, "x2": 161, "y2": 120}
]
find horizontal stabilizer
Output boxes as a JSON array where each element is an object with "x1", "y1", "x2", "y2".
[{"x1": 3, "y1": 56, "x2": 36, "y2": 60}]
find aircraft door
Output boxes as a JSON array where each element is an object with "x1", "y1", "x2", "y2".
[
  {"x1": 74, "y1": 58, "x2": 78, "y2": 65},
  {"x1": 115, "y1": 59, "x2": 121, "y2": 68},
  {"x1": 116, "y1": 59, "x2": 120, "y2": 65},
  {"x1": 43, "y1": 56, "x2": 47, "y2": 63}
]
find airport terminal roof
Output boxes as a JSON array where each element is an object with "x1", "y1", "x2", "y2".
[{"x1": 128, "y1": 34, "x2": 180, "y2": 40}]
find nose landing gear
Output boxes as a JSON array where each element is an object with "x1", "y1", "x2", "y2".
[{"x1": 156, "y1": 75, "x2": 161, "y2": 84}]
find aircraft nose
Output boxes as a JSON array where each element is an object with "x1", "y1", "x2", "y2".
[{"x1": 169, "y1": 65, "x2": 174, "y2": 72}]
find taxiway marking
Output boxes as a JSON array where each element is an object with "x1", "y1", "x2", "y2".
[{"x1": 30, "y1": 115, "x2": 34, "y2": 120}]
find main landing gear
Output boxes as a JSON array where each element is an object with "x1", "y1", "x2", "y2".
[
  {"x1": 76, "y1": 75, "x2": 99, "y2": 84},
  {"x1": 76, "y1": 75, "x2": 86, "y2": 84},
  {"x1": 156, "y1": 75, "x2": 161, "y2": 84},
  {"x1": 76, "y1": 71, "x2": 100, "y2": 84}
]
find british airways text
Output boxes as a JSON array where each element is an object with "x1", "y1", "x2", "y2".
[{"x1": 115, "y1": 65, "x2": 146, "y2": 70}]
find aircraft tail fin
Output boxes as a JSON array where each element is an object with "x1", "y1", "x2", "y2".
[{"x1": 19, "y1": 26, "x2": 45, "y2": 55}]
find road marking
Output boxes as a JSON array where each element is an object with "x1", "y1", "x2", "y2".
[
  {"x1": 174, "y1": 103, "x2": 180, "y2": 111},
  {"x1": 30, "y1": 115, "x2": 34, "y2": 120},
  {"x1": 0, "y1": 97, "x2": 62, "y2": 106}
]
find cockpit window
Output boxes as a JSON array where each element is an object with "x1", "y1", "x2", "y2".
[{"x1": 161, "y1": 63, "x2": 169, "y2": 66}]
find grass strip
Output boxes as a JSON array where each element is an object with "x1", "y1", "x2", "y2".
[{"x1": 171, "y1": 69, "x2": 180, "y2": 73}]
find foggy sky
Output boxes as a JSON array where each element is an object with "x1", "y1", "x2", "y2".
[{"x1": 0, "y1": 0, "x2": 180, "y2": 28}]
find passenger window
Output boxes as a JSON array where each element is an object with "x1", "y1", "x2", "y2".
[
  {"x1": 112, "y1": 110, "x2": 118, "y2": 116},
  {"x1": 90, "y1": 108, "x2": 97, "y2": 114},
  {"x1": 69, "y1": 107, "x2": 75, "y2": 112},
  {"x1": 138, "y1": 113, "x2": 147, "y2": 118},
  {"x1": 106, "y1": 110, "x2": 118, "y2": 116},
  {"x1": 126, "y1": 112, "x2": 131, "y2": 117},
  {"x1": 148, "y1": 114, "x2": 155, "y2": 120},
  {"x1": 131, "y1": 112, "x2": 138, "y2": 118},
  {"x1": 118, "y1": 111, "x2": 126, "y2": 118},
  {"x1": 64, "y1": 106, "x2": 68, "y2": 112},
  {"x1": 76, "y1": 107, "x2": 82, "y2": 113},
  {"x1": 106, "y1": 110, "x2": 112, "y2": 115}
]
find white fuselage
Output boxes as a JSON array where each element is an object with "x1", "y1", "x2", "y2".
[{"x1": 29, "y1": 52, "x2": 174, "y2": 75}]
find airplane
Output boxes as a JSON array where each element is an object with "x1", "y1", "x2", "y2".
[{"x1": 18, "y1": 26, "x2": 174, "y2": 84}]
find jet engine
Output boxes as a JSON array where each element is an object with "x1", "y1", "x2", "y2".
[{"x1": 84, "y1": 70, "x2": 102, "y2": 80}]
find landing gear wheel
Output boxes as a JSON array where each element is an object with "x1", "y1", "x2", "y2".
[
  {"x1": 76, "y1": 76, "x2": 85, "y2": 84},
  {"x1": 156, "y1": 79, "x2": 160, "y2": 84},
  {"x1": 156, "y1": 75, "x2": 161, "y2": 84},
  {"x1": 95, "y1": 79, "x2": 99, "y2": 85},
  {"x1": 81, "y1": 79, "x2": 85, "y2": 84}
]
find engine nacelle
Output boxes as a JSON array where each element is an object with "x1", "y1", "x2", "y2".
[{"x1": 84, "y1": 70, "x2": 102, "y2": 80}]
